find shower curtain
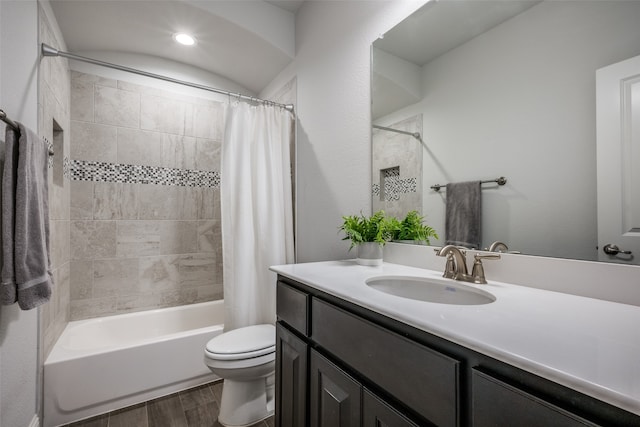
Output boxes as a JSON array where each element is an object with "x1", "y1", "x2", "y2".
[{"x1": 221, "y1": 103, "x2": 295, "y2": 331}]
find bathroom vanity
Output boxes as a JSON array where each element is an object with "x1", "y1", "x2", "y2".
[{"x1": 272, "y1": 261, "x2": 640, "y2": 427}]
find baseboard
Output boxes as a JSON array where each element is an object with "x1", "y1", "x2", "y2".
[{"x1": 28, "y1": 414, "x2": 40, "y2": 427}]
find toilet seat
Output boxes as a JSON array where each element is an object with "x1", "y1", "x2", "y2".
[{"x1": 205, "y1": 324, "x2": 275, "y2": 361}]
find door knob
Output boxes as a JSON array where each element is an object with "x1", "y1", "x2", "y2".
[{"x1": 603, "y1": 244, "x2": 632, "y2": 255}]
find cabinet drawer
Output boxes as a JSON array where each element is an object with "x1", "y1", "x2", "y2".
[
  {"x1": 472, "y1": 369, "x2": 599, "y2": 427},
  {"x1": 312, "y1": 299, "x2": 460, "y2": 427},
  {"x1": 277, "y1": 281, "x2": 309, "y2": 335}
]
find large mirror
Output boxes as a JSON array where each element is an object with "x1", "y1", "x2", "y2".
[{"x1": 372, "y1": 0, "x2": 640, "y2": 264}]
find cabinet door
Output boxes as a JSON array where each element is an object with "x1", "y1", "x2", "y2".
[
  {"x1": 310, "y1": 349, "x2": 361, "y2": 427},
  {"x1": 472, "y1": 369, "x2": 600, "y2": 427},
  {"x1": 275, "y1": 323, "x2": 308, "y2": 427},
  {"x1": 363, "y1": 389, "x2": 420, "y2": 427}
]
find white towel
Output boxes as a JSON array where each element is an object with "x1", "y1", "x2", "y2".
[{"x1": 1, "y1": 123, "x2": 53, "y2": 310}]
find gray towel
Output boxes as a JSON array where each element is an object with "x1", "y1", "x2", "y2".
[
  {"x1": 1, "y1": 123, "x2": 52, "y2": 310},
  {"x1": 445, "y1": 180, "x2": 481, "y2": 249}
]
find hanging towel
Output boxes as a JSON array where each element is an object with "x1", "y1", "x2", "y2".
[
  {"x1": 445, "y1": 180, "x2": 481, "y2": 249},
  {"x1": 1, "y1": 123, "x2": 53, "y2": 310}
]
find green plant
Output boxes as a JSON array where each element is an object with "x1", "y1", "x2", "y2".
[
  {"x1": 339, "y1": 210, "x2": 401, "y2": 250},
  {"x1": 395, "y1": 210, "x2": 438, "y2": 244}
]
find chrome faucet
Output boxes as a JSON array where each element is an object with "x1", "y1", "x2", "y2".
[{"x1": 436, "y1": 245, "x2": 501, "y2": 284}]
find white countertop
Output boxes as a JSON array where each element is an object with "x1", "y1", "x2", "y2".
[{"x1": 271, "y1": 260, "x2": 640, "y2": 416}]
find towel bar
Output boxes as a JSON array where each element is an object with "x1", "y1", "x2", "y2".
[{"x1": 431, "y1": 176, "x2": 506, "y2": 192}]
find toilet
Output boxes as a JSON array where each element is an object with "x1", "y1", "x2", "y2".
[{"x1": 204, "y1": 324, "x2": 276, "y2": 427}]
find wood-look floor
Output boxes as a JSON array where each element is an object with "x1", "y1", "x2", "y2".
[{"x1": 63, "y1": 381, "x2": 275, "y2": 427}]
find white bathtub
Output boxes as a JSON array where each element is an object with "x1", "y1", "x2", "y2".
[{"x1": 43, "y1": 300, "x2": 224, "y2": 427}]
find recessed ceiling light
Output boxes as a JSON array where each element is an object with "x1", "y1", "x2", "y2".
[{"x1": 173, "y1": 33, "x2": 196, "y2": 46}]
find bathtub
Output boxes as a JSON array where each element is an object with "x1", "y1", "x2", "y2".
[{"x1": 43, "y1": 300, "x2": 224, "y2": 427}]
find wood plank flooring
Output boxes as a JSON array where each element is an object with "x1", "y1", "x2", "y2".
[{"x1": 64, "y1": 381, "x2": 275, "y2": 427}]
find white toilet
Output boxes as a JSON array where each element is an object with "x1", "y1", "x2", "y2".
[{"x1": 204, "y1": 324, "x2": 276, "y2": 427}]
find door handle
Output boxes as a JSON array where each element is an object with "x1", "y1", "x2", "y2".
[{"x1": 603, "y1": 244, "x2": 632, "y2": 256}]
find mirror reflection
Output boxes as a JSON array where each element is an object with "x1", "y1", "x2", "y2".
[{"x1": 372, "y1": 0, "x2": 640, "y2": 264}]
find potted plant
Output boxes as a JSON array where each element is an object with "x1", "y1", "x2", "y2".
[
  {"x1": 339, "y1": 210, "x2": 400, "y2": 265},
  {"x1": 394, "y1": 210, "x2": 438, "y2": 245}
]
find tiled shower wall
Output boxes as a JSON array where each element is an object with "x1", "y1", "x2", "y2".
[
  {"x1": 39, "y1": 4, "x2": 71, "y2": 358},
  {"x1": 69, "y1": 70, "x2": 224, "y2": 320},
  {"x1": 372, "y1": 115, "x2": 422, "y2": 219}
]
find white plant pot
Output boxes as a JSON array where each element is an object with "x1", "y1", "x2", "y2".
[{"x1": 356, "y1": 242, "x2": 383, "y2": 266}]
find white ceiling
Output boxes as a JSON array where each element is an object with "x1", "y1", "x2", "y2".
[
  {"x1": 375, "y1": 0, "x2": 540, "y2": 67},
  {"x1": 49, "y1": 0, "x2": 302, "y2": 94}
]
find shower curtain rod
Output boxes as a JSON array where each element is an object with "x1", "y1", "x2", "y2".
[
  {"x1": 41, "y1": 44, "x2": 294, "y2": 112},
  {"x1": 373, "y1": 124, "x2": 421, "y2": 141}
]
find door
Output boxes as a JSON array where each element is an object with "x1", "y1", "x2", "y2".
[{"x1": 596, "y1": 54, "x2": 640, "y2": 263}]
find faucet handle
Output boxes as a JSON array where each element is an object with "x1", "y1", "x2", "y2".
[
  {"x1": 443, "y1": 253, "x2": 456, "y2": 279},
  {"x1": 471, "y1": 253, "x2": 501, "y2": 284}
]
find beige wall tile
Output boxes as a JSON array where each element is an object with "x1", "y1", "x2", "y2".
[
  {"x1": 66, "y1": 71, "x2": 229, "y2": 318},
  {"x1": 117, "y1": 81, "x2": 196, "y2": 105},
  {"x1": 70, "y1": 296, "x2": 117, "y2": 320},
  {"x1": 70, "y1": 260, "x2": 93, "y2": 301},
  {"x1": 195, "y1": 283, "x2": 223, "y2": 303},
  {"x1": 94, "y1": 85, "x2": 141, "y2": 128},
  {"x1": 197, "y1": 220, "x2": 220, "y2": 253},
  {"x1": 178, "y1": 254, "x2": 215, "y2": 288},
  {"x1": 93, "y1": 258, "x2": 139, "y2": 298},
  {"x1": 195, "y1": 138, "x2": 221, "y2": 171},
  {"x1": 70, "y1": 78, "x2": 94, "y2": 122},
  {"x1": 141, "y1": 94, "x2": 186, "y2": 135},
  {"x1": 117, "y1": 128, "x2": 162, "y2": 166},
  {"x1": 116, "y1": 221, "x2": 161, "y2": 257},
  {"x1": 49, "y1": 220, "x2": 70, "y2": 270},
  {"x1": 138, "y1": 184, "x2": 180, "y2": 219},
  {"x1": 197, "y1": 188, "x2": 219, "y2": 220},
  {"x1": 49, "y1": 176, "x2": 68, "y2": 220},
  {"x1": 94, "y1": 85, "x2": 140, "y2": 128},
  {"x1": 71, "y1": 70, "x2": 117, "y2": 88},
  {"x1": 70, "y1": 180, "x2": 94, "y2": 220},
  {"x1": 179, "y1": 187, "x2": 199, "y2": 220},
  {"x1": 161, "y1": 134, "x2": 197, "y2": 169},
  {"x1": 116, "y1": 290, "x2": 190, "y2": 313},
  {"x1": 94, "y1": 182, "x2": 138, "y2": 220},
  {"x1": 70, "y1": 220, "x2": 117, "y2": 260},
  {"x1": 138, "y1": 255, "x2": 180, "y2": 293},
  {"x1": 71, "y1": 121, "x2": 117, "y2": 162},
  {"x1": 56, "y1": 262, "x2": 71, "y2": 319},
  {"x1": 159, "y1": 221, "x2": 198, "y2": 255},
  {"x1": 187, "y1": 101, "x2": 224, "y2": 140}
]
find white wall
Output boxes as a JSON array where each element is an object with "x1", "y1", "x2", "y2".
[
  {"x1": 0, "y1": 2, "x2": 40, "y2": 426},
  {"x1": 261, "y1": 0, "x2": 427, "y2": 262}
]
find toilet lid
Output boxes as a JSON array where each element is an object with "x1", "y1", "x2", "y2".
[{"x1": 206, "y1": 324, "x2": 275, "y2": 360}]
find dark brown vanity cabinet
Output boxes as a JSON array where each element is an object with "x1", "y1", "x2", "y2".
[
  {"x1": 471, "y1": 369, "x2": 598, "y2": 427},
  {"x1": 275, "y1": 277, "x2": 640, "y2": 427}
]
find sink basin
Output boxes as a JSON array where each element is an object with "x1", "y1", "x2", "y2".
[{"x1": 365, "y1": 276, "x2": 496, "y2": 305}]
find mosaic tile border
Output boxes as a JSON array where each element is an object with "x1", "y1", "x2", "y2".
[
  {"x1": 372, "y1": 177, "x2": 417, "y2": 201},
  {"x1": 70, "y1": 159, "x2": 220, "y2": 188}
]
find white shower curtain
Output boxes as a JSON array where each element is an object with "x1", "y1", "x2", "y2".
[{"x1": 221, "y1": 103, "x2": 295, "y2": 331}]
